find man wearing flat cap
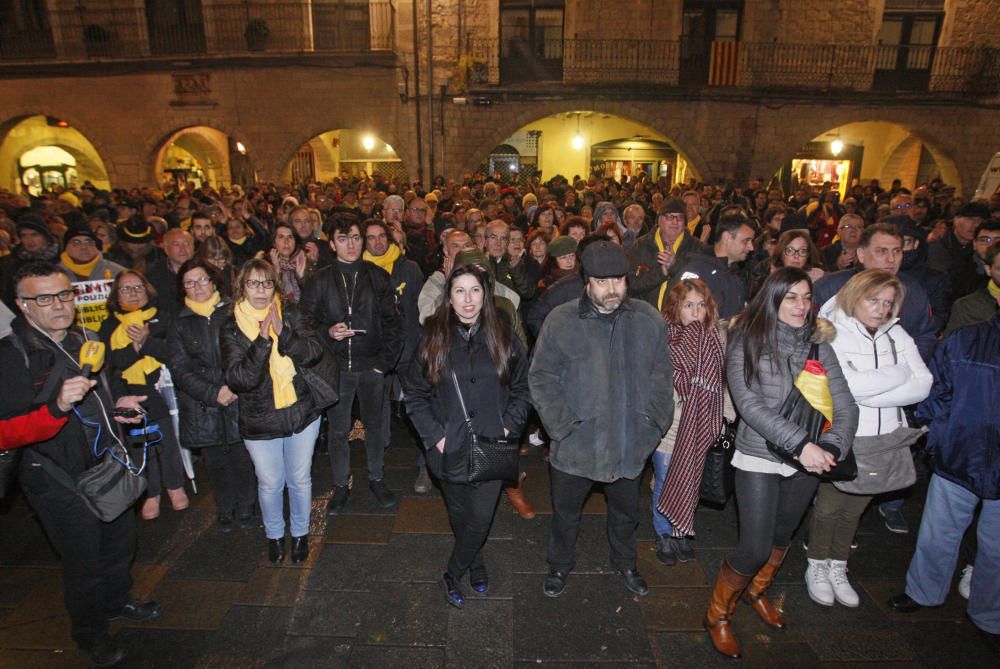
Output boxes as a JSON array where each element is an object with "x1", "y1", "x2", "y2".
[{"x1": 530, "y1": 241, "x2": 674, "y2": 599}]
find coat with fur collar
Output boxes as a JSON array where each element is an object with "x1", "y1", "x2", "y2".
[{"x1": 726, "y1": 317, "x2": 859, "y2": 463}]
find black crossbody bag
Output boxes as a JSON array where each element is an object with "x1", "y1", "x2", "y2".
[{"x1": 450, "y1": 371, "x2": 519, "y2": 483}]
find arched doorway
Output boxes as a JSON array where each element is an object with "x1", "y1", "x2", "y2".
[
  {"x1": 154, "y1": 126, "x2": 247, "y2": 190},
  {"x1": 0, "y1": 115, "x2": 110, "y2": 193},
  {"x1": 283, "y1": 129, "x2": 406, "y2": 185},
  {"x1": 478, "y1": 111, "x2": 701, "y2": 186},
  {"x1": 775, "y1": 121, "x2": 961, "y2": 198}
]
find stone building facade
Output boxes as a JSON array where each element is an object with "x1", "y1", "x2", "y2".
[{"x1": 0, "y1": 0, "x2": 997, "y2": 194}]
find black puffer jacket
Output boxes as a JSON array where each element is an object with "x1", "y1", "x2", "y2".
[
  {"x1": 300, "y1": 259, "x2": 403, "y2": 373},
  {"x1": 220, "y1": 303, "x2": 323, "y2": 440},
  {"x1": 167, "y1": 298, "x2": 240, "y2": 448},
  {"x1": 404, "y1": 319, "x2": 531, "y2": 483},
  {"x1": 98, "y1": 302, "x2": 171, "y2": 420}
]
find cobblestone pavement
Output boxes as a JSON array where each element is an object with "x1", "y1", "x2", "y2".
[{"x1": 1, "y1": 420, "x2": 998, "y2": 668}]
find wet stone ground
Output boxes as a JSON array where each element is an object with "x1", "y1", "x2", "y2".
[{"x1": 1, "y1": 417, "x2": 998, "y2": 668}]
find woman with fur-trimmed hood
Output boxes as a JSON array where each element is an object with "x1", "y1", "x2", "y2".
[{"x1": 702, "y1": 267, "x2": 858, "y2": 659}]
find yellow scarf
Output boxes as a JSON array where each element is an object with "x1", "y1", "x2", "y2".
[
  {"x1": 686, "y1": 214, "x2": 700, "y2": 236},
  {"x1": 229, "y1": 235, "x2": 247, "y2": 245},
  {"x1": 60, "y1": 251, "x2": 100, "y2": 279},
  {"x1": 185, "y1": 291, "x2": 221, "y2": 318},
  {"x1": 989, "y1": 280, "x2": 1000, "y2": 300},
  {"x1": 234, "y1": 298, "x2": 298, "y2": 409},
  {"x1": 363, "y1": 243, "x2": 401, "y2": 276},
  {"x1": 110, "y1": 307, "x2": 162, "y2": 385},
  {"x1": 654, "y1": 229, "x2": 685, "y2": 311}
]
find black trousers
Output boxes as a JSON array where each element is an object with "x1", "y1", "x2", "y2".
[
  {"x1": 327, "y1": 370, "x2": 388, "y2": 487},
  {"x1": 547, "y1": 466, "x2": 641, "y2": 573},
  {"x1": 727, "y1": 468, "x2": 819, "y2": 575},
  {"x1": 201, "y1": 442, "x2": 258, "y2": 516},
  {"x1": 21, "y1": 465, "x2": 135, "y2": 648},
  {"x1": 439, "y1": 479, "x2": 504, "y2": 580},
  {"x1": 135, "y1": 417, "x2": 185, "y2": 497}
]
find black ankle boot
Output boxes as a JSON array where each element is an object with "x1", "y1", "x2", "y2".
[
  {"x1": 269, "y1": 537, "x2": 285, "y2": 565},
  {"x1": 291, "y1": 535, "x2": 309, "y2": 564}
]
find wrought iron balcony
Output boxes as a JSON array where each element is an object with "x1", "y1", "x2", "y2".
[
  {"x1": 0, "y1": 0, "x2": 395, "y2": 62},
  {"x1": 463, "y1": 37, "x2": 1000, "y2": 98}
]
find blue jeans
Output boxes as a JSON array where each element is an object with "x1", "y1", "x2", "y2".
[
  {"x1": 244, "y1": 418, "x2": 321, "y2": 540},
  {"x1": 905, "y1": 474, "x2": 1000, "y2": 634},
  {"x1": 651, "y1": 450, "x2": 674, "y2": 537}
]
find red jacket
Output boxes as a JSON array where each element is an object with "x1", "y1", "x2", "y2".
[{"x1": 0, "y1": 404, "x2": 67, "y2": 451}]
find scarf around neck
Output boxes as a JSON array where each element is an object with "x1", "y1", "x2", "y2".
[
  {"x1": 364, "y1": 243, "x2": 401, "y2": 276},
  {"x1": 234, "y1": 298, "x2": 298, "y2": 409},
  {"x1": 111, "y1": 306, "x2": 162, "y2": 385},
  {"x1": 185, "y1": 291, "x2": 221, "y2": 318},
  {"x1": 60, "y1": 251, "x2": 100, "y2": 279}
]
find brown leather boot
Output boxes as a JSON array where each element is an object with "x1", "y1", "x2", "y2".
[
  {"x1": 505, "y1": 472, "x2": 535, "y2": 519},
  {"x1": 704, "y1": 559, "x2": 752, "y2": 659},
  {"x1": 743, "y1": 546, "x2": 789, "y2": 629}
]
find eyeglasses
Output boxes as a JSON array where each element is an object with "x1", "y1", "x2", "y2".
[
  {"x1": 892, "y1": 203, "x2": 913, "y2": 210},
  {"x1": 183, "y1": 276, "x2": 213, "y2": 289},
  {"x1": 119, "y1": 284, "x2": 147, "y2": 294},
  {"x1": 245, "y1": 279, "x2": 275, "y2": 289},
  {"x1": 783, "y1": 247, "x2": 810, "y2": 257},
  {"x1": 20, "y1": 290, "x2": 74, "y2": 306},
  {"x1": 69, "y1": 238, "x2": 96, "y2": 247},
  {"x1": 839, "y1": 224, "x2": 862, "y2": 231},
  {"x1": 976, "y1": 235, "x2": 999, "y2": 244},
  {"x1": 408, "y1": 207, "x2": 427, "y2": 214},
  {"x1": 486, "y1": 234, "x2": 510, "y2": 242}
]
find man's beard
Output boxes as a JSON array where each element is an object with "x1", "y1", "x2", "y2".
[{"x1": 18, "y1": 242, "x2": 58, "y2": 262}]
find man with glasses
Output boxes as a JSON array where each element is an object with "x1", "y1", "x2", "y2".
[
  {"x1": 484, "y1": 220, "x2": 535, "y2": 301},
  {"x1": 928, "y1": 202, "x2": 993, "y2": 301},
  {"x1": 822, "y1": 213, "x2": 864, "y2": 272},
  {"x1": 0, "y1": 261, "x2": 158, "y2": 668},
  {"x1": 57, "y1": 226, "x2": 124, "y2": 332},
  {"x1": 629, "y1": 198, "x2": 709, "y2": 310},
  {"x1": 402, "y1": 196, "x2": 438, "y2": 277},
  {"x1": 301, "y1": 217, "x2": 403, "y2": 514}
]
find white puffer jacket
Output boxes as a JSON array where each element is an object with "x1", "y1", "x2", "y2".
[{"x1": 820, "y1": 298, "x2": 933, "y2": 437}]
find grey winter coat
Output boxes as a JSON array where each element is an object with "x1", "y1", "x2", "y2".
[
  {"x1": 529, "y1": 295, "x2": 674, "y2": 482},
  {"x1": 726, "y1": 318, "x2": 858, "y2": 463}
]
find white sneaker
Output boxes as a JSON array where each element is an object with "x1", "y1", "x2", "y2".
[
  {"x1": 828, "y1": 560, "x2": 860, "y2": 607},
  {"x1": 958, "y1": 564, "x2": 973, "y2": 600},
  {"x1": 806, "y1": 558, "x2": 835, "y2": 606},
  {"x1": 528, "y1": 429, "x2": 545, "y2": 447}
]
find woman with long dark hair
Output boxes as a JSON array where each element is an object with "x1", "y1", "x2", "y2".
[
  {"x1": 703, "y1": 267, "x2": 858, "y2": 659},
  {"x1": 405, "y1": 265, "x2": 531, "y2": 609}
]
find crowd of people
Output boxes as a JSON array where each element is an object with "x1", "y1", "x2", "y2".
[{"x1": 0, "y1": 169, "x2": 998, "y2": 667}]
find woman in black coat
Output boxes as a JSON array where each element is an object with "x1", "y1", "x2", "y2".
[
  {"x1": 98, "y1": 269, "x2": 187, "y2": 521},
  {"x1": 405, "y1": 265, "x2": 531, "y2": 609},
  {"x1": 168, "y1": 258, "x2": 257, "y2": 531},
  {"x1": 220, "y1": 258, "x2": 329, "y2": 566}
]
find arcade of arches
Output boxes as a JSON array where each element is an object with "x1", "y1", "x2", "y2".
[{"x1": 0, "y1": 110, "x2": 977, "y2": 197}]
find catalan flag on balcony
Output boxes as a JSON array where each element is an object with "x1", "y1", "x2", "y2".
[{"x1": 709, "y1": 41, "x2": 739, "y2": 86}]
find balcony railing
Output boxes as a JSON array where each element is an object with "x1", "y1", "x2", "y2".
[
  {"x1": 0, "y1": 1, "x2": 395, "y2": 62},
  {"x1": 464, "y1": 37, "x2": 1000, "y2": 97}
]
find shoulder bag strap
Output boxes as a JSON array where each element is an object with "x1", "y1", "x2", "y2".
[{"x1": 30, "y1": 450, "x2": 82, "y2": 493}]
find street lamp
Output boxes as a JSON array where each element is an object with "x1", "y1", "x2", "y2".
[
  {"x1": 831, "y1": 139, "x2": 843, "y2": 156},
  {"x1": 362, "y1": 134, "x2": 376, "y2": 151},
  {"x1": 571, "y1": 112, "x2": 584, "y2": 150}
]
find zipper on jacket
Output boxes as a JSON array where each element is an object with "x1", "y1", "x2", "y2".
[
  {"x1": 341, "y1": 271, "x2": 358, "y2": 371},
  {"x1": 871, "y1": 336, "x2": 882, "y2": 434}
]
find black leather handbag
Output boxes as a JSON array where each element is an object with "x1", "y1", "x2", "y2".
[
  {"x1": 700, "y1": 418, "x2": 736, "y2": 507},
  {"x1": 451, "y1": 371, "x2": 519, "y2": 484}
]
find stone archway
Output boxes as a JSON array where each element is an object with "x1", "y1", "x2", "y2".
[
  {"x1": 280, "y1": 129, "x2": 408, "y2": 185},
  {"x1": 0, "y1": 114, "x2": 111, "y2": 192},
  {"x1": 450, "y1": 100, "x2": 713, "y2": 185},
  {"x1": 760, "y1": 114, "x2": 963, "y2": 195}
]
